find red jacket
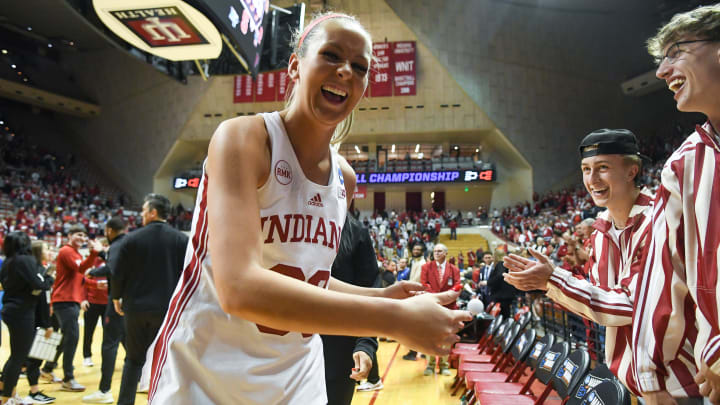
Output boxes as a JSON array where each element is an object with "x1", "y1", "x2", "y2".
[
  {"x1": 84, "y1": 257, "x2": 108, "y2": 305},
  {"x1": 51, "y1": 245, "x2": 98, "y2": 304},
  {"x1": 420, "y1": 261, "x2": 460, "y2": 309}
]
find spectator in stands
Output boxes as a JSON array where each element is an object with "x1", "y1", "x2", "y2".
[
  {"x1": 47, "y1": 225, "x2": 102, "y2": 392},
  {"x1": 82, "y1": 217, "x2": 127, "y2": 404},
  {"x1": 449, "y1": 218, "x2": 457, "y2": 240},
  {"x1": 503, "y1": 129, "x2": 700, "y2": 400},
  {"x1": 111, "y1": 194, "x2": 188, "y2": 405},
  {"x1": 477, "y1": 252, "x2": 494, "y2": 306},
  {"x1": 0, "y1": 232, "x2": 56, "y2": 404},
  {"x1": 396, "y1": 258, "x2": 410, "y2": 282},
  {"x1": 420, "y1": 243, "x2": 460, "y2": 376}
]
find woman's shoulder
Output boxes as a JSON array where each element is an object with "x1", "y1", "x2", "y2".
[
  {"x1": 207, "y1": 115, "x2": 272, "y2": 180},
  {"x1": 211, "y1": 115, "x2": 269, "y2": 148}
]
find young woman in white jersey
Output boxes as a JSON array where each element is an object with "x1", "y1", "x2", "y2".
[{"x1": 148, "y1": 12, "x2": 471, "y2": 404}]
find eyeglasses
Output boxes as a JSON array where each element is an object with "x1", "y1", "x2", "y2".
[{"x1": 657, "y1": 39, "x2": 717, "y2": 65}]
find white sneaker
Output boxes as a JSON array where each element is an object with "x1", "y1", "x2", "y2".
[
  {"x1": 82, "y1": 390, "x2": 114, "y2": 404},
  {"x1": 12, "y1": 395, "x2": 32, "y2": 405},
  {"x1": 136, "y1": 382, "x2": 148, "y2": 393},
  {"x1": 83, "y1": 357, "x2": 94, "y2": 367},
  {"x1": 356, "y1": 380, "x2": 384, "y2": 392}
]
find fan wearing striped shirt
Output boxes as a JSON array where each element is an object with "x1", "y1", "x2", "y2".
[
  {"x1": 503, "y1": 129, "x2": 701, "y2": 402},
  {"x1": 633, "y1": 4, "x2": 720, "y2": 405}
]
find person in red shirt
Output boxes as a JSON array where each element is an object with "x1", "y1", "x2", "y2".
[
  {"x1": 420, "y1": 244, "x2": 461, "y2": 376},
  {"x1": 46, "y1": 225, "x2": 102, "y2": 392},
  {"x1": 82, "y1": 254, "x2": 109, "y2": 367}
]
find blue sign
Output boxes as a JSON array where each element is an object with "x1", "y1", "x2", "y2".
[{"x1": 356, "y1": 169, "x2": 495, "y2": 185}]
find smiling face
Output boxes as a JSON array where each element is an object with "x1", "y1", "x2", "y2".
[
  {"x1": 656, "y1": 37, "x2": 720, "y2": 115},
  {"x1": 287, "y1": 19, "x2": 371, "y2": 127},
  {"x1": 581, "y1": 154, "x2": 638, "y2": 211},
  {"x1": 69, "y1": 231, "x2": 87, "y2": 250}
]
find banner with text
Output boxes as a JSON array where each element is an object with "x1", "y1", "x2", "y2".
[
  {"x1": 233, "y1": 75, "x2": 254, "y2": 103},
  {"x1": 369, "y1": 42, "x2": 392, "y2": 97},
  {"x1": 392, "y1": 41, "x2": 416, "y2": 96}
]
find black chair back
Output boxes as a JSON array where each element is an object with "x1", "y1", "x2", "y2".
[
  {"x1": 566, "y1": 364, "x2": 616, "y2": 405},
  {"x1": 486, "y1": 314, "x2": 503, "y2": 338},
  {"x1": 535, "y1": 341, "x2": 570, "y2": 385},
  {"x1": 510, "y1": 328, "x2": 536, "y2": 363},
  {"x1": 580, "y1": 379, "x2": 631, "y2": 405},
  {"x1": 525, "y1": 333, "x2": 555, "y2": 369},
  {"x1": 492, "y1": 318, "x2": 514, "y2": 344},
  {"x1": 550, "y1": 349, "x2": 591, "y2": 398},
  {"x1": 517, "y1": 311, "x2": 532, "y2": 330},
  {"x1": 500, "y1": 323, "x2": 522, "y2": 354}
]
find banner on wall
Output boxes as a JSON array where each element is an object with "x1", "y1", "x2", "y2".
[
  {"x1": 392, "y1": 41, "x2": 416, "y2": 96},
  {"x1": 233, "y1": 75, "x2": 254, "y2": 103},
  {"x1": 254, "y1": 71, "x2": 277, "y2": 102},
  {"x1": 369, "y1": 42, "x2": 392, "y2": 97},
  {"x1": 354, "y1": 185, "x2": 367, "y2": 199}
]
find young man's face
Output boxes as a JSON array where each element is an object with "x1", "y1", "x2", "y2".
[
  {"x1": 656, "y1": 37, "x2": 720, "y2": 115},
  {"x1": 581, "y1": 154, "x2": 637, "y2": 210},
  {"x1": 69, "y1": 231, "x2": 87, "y2": 249},
  {"x1": 399, "y1": 258, "x2": 408, "y2": 269}
]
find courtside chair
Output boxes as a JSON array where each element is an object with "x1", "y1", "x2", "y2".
[
  {"x1": 578, "y1": 379, "x2": 631, "y2": 405},
  {"x1": 455, "y1": 328, "x2": 537, "y2": 397},
  {"x1": 461, "y1": 335, "x2": 557, "y2": 405},
  {"x1": 565, "y1": 364, "x2": 616, "y2": 405},
  {"x1": 454, "y1": 314, "x2": 504, "y2": 355},
  {"x1": 547, "y1": 349, "x2": 591, "y2": 405},
  {"x1": 469, "y1": 341, "x2": 570, "y2": 405}
]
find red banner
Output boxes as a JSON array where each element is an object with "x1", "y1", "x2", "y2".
[
  {"x1": 277, "y1": 70, "x2": 291, "y2": 101},
  {"x1": 369, "y1": 42, "x2": 392, "y2": 97},
  {"x1": 354, "y1": 185, "x2": 367, "y2": 199},
  {"x1": 233, "y1": 75, "x2": 254, "y2": 103},
  {"x1": 392, "y1": 41, "x2": 416, "y2": 96},
  {"x1": 254, "y1": 71, "x2": 277, "y2": 102}
]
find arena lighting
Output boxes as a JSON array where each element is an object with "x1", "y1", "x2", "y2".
[
  {"x1": 10, "y1": 64, "x2": 15, "y2": 69},
  {"x1": 26, "y1": 26, "x2": 32, "y2": 31},
  {"x1": 354, "y1": 145, "x2": 361, "y2": 153},
  {"x1": 391, "y1": 144, "x2": 395, "y2": 153},
  {"x1": 475, "y1": 148, "x2": 479, "y2": 152},
  {"x1": 414, "y1": 144, "x2": 420, "y2": 153},
  {"x1": 418, "y1": 152, "x2": 424, "y2": 159},
  {"x1": 48, "y1": 43, "x2": 53, "y2": 48},
  {"x1": 0, "y1": 121, "x2": 4, "y2": 125},
  {"x1": 1, "y1": 49, "x2": 6, "y2": 54}
]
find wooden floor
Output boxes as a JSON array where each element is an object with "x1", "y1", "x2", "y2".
[
  {"x1": 0, "y1": 323, "x2": 462, "y2": 405},
  {"x1": 351, "y1": 342, "x2": 458, "y2": 405}
]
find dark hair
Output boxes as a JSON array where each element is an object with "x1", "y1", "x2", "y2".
[
  {"x1": 144, "y1": 193, "x2": 171, "y2": 220},
  {"x1": 2, "y1": 231, "x2": 32, "y2": 258},
  {"x1": 67, "y1": 224, "x2": 87, "y2": 235},
  {"x1": 106, "y1": 216, "x2": 127, "y2": 232}
]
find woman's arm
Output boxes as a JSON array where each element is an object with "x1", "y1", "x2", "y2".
[{"x1": 207, "y1": 118, "x2": 470, "y2": 355}]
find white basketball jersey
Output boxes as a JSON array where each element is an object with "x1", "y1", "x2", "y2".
[{"x1": 148, "y1": 112, "x2": 348, "y2": 405}]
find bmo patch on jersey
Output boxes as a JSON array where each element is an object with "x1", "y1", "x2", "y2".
[
  {"x1": 337, "y1": 187, "x2": 346, "y2": 199},
  {"x1": 274, "y1": 160, "x2": 292, "y2": 185}
]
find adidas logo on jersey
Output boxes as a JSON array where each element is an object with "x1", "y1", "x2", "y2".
[{"x1": 308, "y1": 193, "x2": 324, "y2": 207}]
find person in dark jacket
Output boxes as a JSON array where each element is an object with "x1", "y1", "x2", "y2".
[
  {"x1": 0, "y1": 232, "x2": 55, "y2": 404},
  {"x1": 111, "y1": 194, "x2": 188, "y2": 405},
  {"x1": 82, "y1": 216, "x2": 127, "y2": 404},
  {"x1": 487, "y1": 250, "x2": 521, "y2": 318},
  {"x1": 321, "y1": 215, "x2": 380, "y2": 403}
]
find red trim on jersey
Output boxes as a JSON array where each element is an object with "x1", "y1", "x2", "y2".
[{"x1": 149, "y1": 174, "x2": 210, "y2": 403}]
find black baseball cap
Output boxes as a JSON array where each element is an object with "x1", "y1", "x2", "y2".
[{"x1": 579, "y1": 129, "x2": 651, "y2": 163}]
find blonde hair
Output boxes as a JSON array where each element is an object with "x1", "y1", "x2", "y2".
[
  {"x1": 286, "y1": 11, "x2": 372, "y2": 145},
  {"x1": 31, "y1": 240, "x2": 46, "y2": 264},
  {"x1": 647, "y1": 4, "x2": 720, "y2": 62}
]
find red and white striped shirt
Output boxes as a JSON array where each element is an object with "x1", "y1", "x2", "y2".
[
  {"x1": 547, "y1": 188, "x2": 695, "y2": 396},
  {"x1": 633, "y1": 122, "x2": 720, "y2": 395}
]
